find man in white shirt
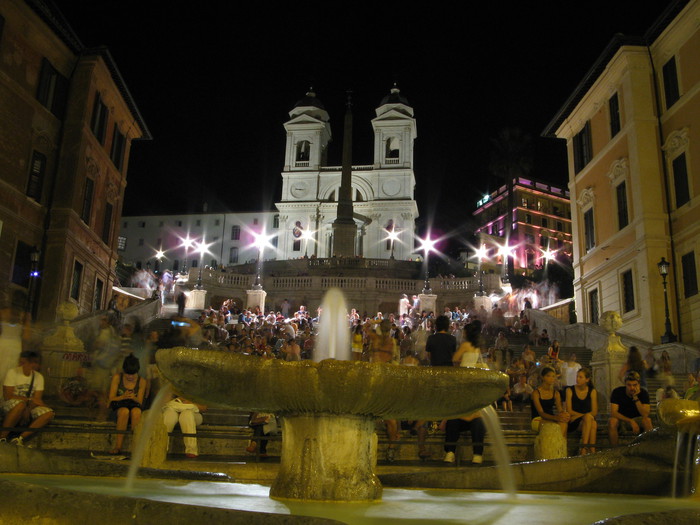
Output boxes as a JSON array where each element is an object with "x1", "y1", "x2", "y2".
[
  {"x1": 1, "y1": 351, "x2": 54, "y2": 446},
  {"x1": 561, "y1": 354, "x2": 582, "y2": 387}
]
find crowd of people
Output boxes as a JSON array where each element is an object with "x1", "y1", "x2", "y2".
[{"x1": 3, "y1": 292, "x2": 700, "y2": 462}]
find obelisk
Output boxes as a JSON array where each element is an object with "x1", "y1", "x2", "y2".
[{"x1": 332, "y1": 91, "x2": 357, "y2": 257}]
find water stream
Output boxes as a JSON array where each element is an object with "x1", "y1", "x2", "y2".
[
  {"x1": 480, "y1": 405, "x2": 516, "y2": 497},
  {"x1": 315, "y1": 288, "x2": 350, "y2": 361}
]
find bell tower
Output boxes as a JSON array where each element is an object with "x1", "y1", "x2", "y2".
[
  {"x1": 372, "y1": 84, "x2": 417, "y2": 169},
  {"x1": 283, "y1": 89, "x2": 331, "y2": 171}
]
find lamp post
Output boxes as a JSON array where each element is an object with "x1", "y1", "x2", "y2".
[
  {"x1": 418, "y1": 235, "x2": 436, "y2": 294},
  {"x1": 251, "y1": 231, "x2": 274, "y2": 290},
  {"x1": 498, "y1": 242, "x2": 512, "y2": 291},
  {"x1": 195, "y1": 240, "x2": 207, "y2": 290},
  {"x1": 387, "y1": 228, "x2": 399, "y2": 260},
  {"x1": 657, "y1": 257, "x2": 677, "y2": 344},
  {"x1": 474, "y1": 244, "x2": 487, "y2": 296},
  {"x1": 301, "y1": 228, "x2": 314, "y2": 258},
  {"x1": 27, "y1": 246, "x2": 40, "y2": 319},
  {"x1": 181, "y1": 237, "x2": 194, "y2": 275}
]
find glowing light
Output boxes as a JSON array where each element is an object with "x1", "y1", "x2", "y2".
[
  {"x1": 300, "y1": 229, "x2": 315, "y2": 242},
  {"x1": 474, "y1": 244, "x2": 488, "y2": 261},
  {"x1": 155, "y1": 250, "x2": 165, "y2": 260},
  {"x1": 418, "y1": 235, "x2": 437, "y2": 255},
  {"x1": 498, "y1": 244, "x2": 514, "y2": 259},
  {"x1": 386, "y1": 229, "x2": 400, "y2": 242},
  {"x1": 251, "y1": 230, "x2": 277, "y2": 251},
  {"x1": 194, "y1": 238, "x2": 214, "y2": 257},
  {"x1": 541, "y1": 247, "x2": 557, "y2": 262},
  {"x1": 180, "y1": 237, "x2": 195, "y2": 249}
]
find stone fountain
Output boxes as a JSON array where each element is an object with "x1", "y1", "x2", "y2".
[{"x1": 156, "y1": 348, "x2": 508, "y2": 501}]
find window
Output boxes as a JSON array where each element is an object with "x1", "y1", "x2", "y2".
[
  {"x1": 210, "y1": 259, "x2": 217, "y2": 268},
  {"x1": 609, "y1": 93, "x2": 621, "y2": 137},
  {"x1": 93, "y1": 279, "x2": 104, "y2": 312},
  {"x1": 102, "y1": 203, "x2": 113, "y2": 245},
  {"x1": 136, "y1": 261, "x2": 142, "y2": 270},
  {"x1": 90, "y1": 92, "x2": 108, "y2": 144},
  {"x1": 253, "y1": 218, "x2": 259, "y2": 225},
  {"x1": 541, "y1": 218, "x2": 548, "y2": 228},
  {"x1": 70, "y1": 260, "x2": 83, "y2": 301},
  {"x1": 36, "y1": 58, "x2": 68, "y2": 119},
  {"x1": 573, "y1": 122, "x2": 593, "y2": 173},
  {"x1": 0, "y1": 15, "x2": 5, "y2": 43},
  {"x1": 682, "y1": 251, "x2": 698, "y2": 298},
  {"x1": 81, "y1": 178, "x2": 94, "y2": 224},
  {"x1": 525, "y1": 233, "x2": 535, "y2": 245},
  {"x1": 296, "y1": 140, "x2": 310, "y2": 162},
  {"x1": 293, "y1": 239, "x2": 301, "y2": 251},
  {"x1": 110, "y1": 125, "x2": 126, "y2": 171},
  {"x1": 583, "y1": 208, "x2": 595, "y2": 252},
  {"x1": 231, "y1": 225, "x2": 240, "y2": 240},
  {"x1": 588, "y1": 289, "x2": 599, "y2": 325},
  {"x1": 123, "y1": 221, "x2": 128, "y2": 228},
  {"x1": 172, "y1": 260, "x2": 179, "y2": 272},
  {"x1": 271, "y1": 236, "x2": 278, "y2": 248},
  {"x1": 156, "y1": 238, "x2": 162, "y2": 245},
  {"x1": 195, "y1": 220, "x2": 201, "y2": 227},
  {"x1": 616, "y1": 181, "x2": 629, "y2": 229},
  {"x1": 138, "y1": 238, "x2": 144, "y2": 246},
  {"x1": 138, "y1": 221, "x2": 146, "y2": 228},
  {"x1": 662, "y1": 57, "x2": 680, "y2": 109},
  {"x1": 229, "y1": 247, "x2": 238, "y2": 264},
  {"x1": 191, "y1": 259, "x2": 198, "y2": 268},
  {"x1": 117, "y1": 236, "x2": 127, "y2": 251},
  {"x1": 672, "y1": 153, "x2": 690, "y2": 208},
  {"x1": 621, "y1": 269, "x2": 635, "y2": 313},
  {"x1": 273, "y1": 215, "x2": 280, "y2": 228},
  {"x1": 11, "y1": 241, "x2": 32, "y2": 288},
  {"x1": 27, "y1": 151, "x2": 46, "y2": 202},
  {"x1": 175, "y1": 220, "x2": 182, "y2": 227},
  {"x1": 556, "y1": 221, "x2": 563, "y2": 232},
  {"x1": 525, "y1": 214, "x2": 532, "y2": 224},
  {"x1": 215, "y1": 219, "x2": 220, "y2": 226},
  {"x1": 540, "y1": 235, "x2": 548, "y2": 248}
]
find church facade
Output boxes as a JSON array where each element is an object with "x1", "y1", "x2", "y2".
[{"x1": 120, "y1": 87, "x2": 419, "y2": 269}]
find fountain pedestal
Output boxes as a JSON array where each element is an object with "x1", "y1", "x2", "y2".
[{"x1": 270, "y1": 413, "x2": 381, "y2": 501}]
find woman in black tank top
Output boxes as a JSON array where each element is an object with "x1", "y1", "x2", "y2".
[
  {"x1": 565, "y1": 368, "x2": 598, "y2": 455},
  {"x1": 531, "y1": 367, "x2": 570, "y2": 436}
]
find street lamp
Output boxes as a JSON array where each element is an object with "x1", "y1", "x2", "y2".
[
  {"x1": 474, "y1": 244, "x2": 487, "y2": 296},
  {"x1": 387, "y1": 228, "x2": 400, "y2": 260},
  {"x1": 301, "y1": 228, "x2": 315, "y2": 258},
  {"x1": 498, "y1": 242, "x2": 514, "y2": 291},
  {"x1": 657, "y1": 257, "x2": 677, "y2": 344},
  {"x1": 27, "y1": 246, "x2": 40, "y2": 318},
  {"x1": 418, "y1": 235, "x2": 437, "y2": 294},
  {"x1": 180, "y1": 237, "x2": 194, "y2": 275},
  {"x1": 251, "y1": 230, "x2": 275, "y2": 290},
  {"x1": 195, "y1": 240, "x2": 208, "y2": 289}
]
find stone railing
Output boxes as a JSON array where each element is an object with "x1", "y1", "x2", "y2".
[{"x1": 526, "y1": 308, "x2": 700, "y2": 375}]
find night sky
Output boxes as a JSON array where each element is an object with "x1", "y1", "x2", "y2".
[{"x1": 56, "y1": 1, "x2": 670, "y2": 251}]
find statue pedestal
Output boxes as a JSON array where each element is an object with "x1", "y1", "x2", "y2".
[
  {"x1": 270, "y1": 413, "x2": 381, "y2": 501},
  {"x1": 41, "y1": 303, "x2": 86, "y2": 401},
  {"x1": 473, "y1": 294, "x2": 491, "y2": 311},
  {"x1": 591, "y1": 313, "x2": 628, "y2": 409},
  {"x1": 186, "y1": 289, "x2": 207, "y2": 310},
  {"x1": 418, "y1": 293, "x2": 437, "y2": 315},
  {"x1": 246, "y1": 289, "x2": 267, "y2": 313}
]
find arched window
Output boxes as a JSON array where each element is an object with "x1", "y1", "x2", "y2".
[
  {"x1": 385, "y1": 137, "x2": 400, "y2": 159},
  {"x1": 296, "y1": 141, "x2": 310, "y2": 161}
]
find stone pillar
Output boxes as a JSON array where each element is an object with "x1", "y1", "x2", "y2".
[
  {"x1": 246, "y1": 289, "x2": 267, "y2": 313},
  {"x1": 418, "y1": 293, "x2": 437, "y2": 315},
  {"x1": 186, "y1": 289, "x2": 207, "y2": 310},
  {"x1": 270, "y1": 413, "x2": 381, "y2": 501},
  {"x1": 133, "y1": 416, "x2": 169, "y2": 469},
  {"x1": 41, "y1": 303, "x2": 86, "y2": 401},
  {"x1": 590, "y1": 311, "x2": 628, "y2": 413}
]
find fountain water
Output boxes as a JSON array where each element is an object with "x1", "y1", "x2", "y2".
[{"x1": 315, "y1": 288, "x2": 351, "y2": 361}]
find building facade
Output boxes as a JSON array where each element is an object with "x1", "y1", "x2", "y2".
[
  {"x1": 472, "y1": 177, "x2": 573, "y2": 276},
  {"x1": 0, "y1": 0, "x2": 150, "y2": 322},
  {"x1": 121, "y1": 86, "x2": 419, "y2": 268},
  {"x1": 543, "y1": 0, "x2": 700, "y2": 344}
]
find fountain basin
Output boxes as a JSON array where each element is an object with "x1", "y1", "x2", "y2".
[{"x1": 156, "y1": 349, "x2": 508, "y2": 501}]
